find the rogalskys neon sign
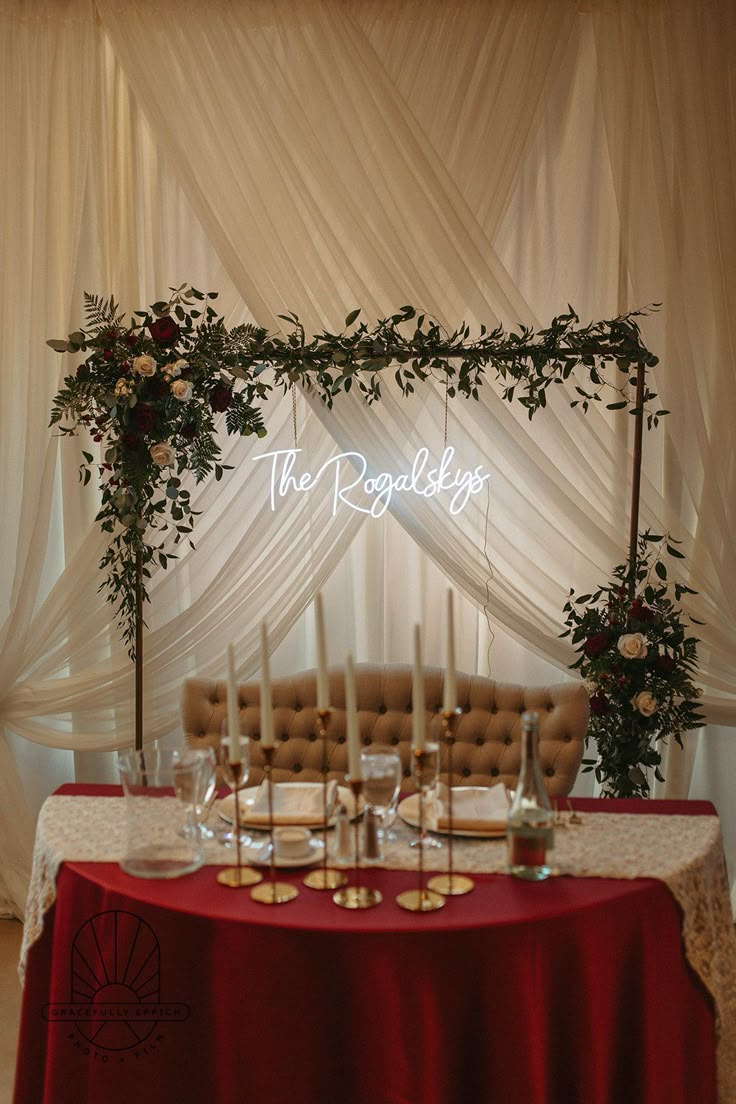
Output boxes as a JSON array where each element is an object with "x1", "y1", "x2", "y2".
[{"x1": 252, "y1": 446, "x2": 489, "y2": 517}]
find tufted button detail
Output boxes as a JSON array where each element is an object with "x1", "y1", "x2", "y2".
[
  {"x1": 491, "y1": 705, "x2": 498, "y2": 715},
  {"x1": 491, "y1": 767, "x2": 499, "y2": 777},
  {"x1": 564, "y1": 733, "x2": 572, "y2": 742},
  {"x1": 405, "y1": 703, "x2": 412, "y2": 713},
  {"x1": 293, "y1": 762, "x2": 303, "y2": 773},
  {"x1": 504, "y1": 736, "x2": 512, "y2": 746},
  {"x1": 545, "y1": 767, "x2": 555, "y2": 777},
  {"x1": 547, "y1": 704, "x2": 554, "y2": 712},
  {"x1": 294, "y1": 703, "x2": 302, "y2": 712},
  {"x1": 403, "y1": 768, "x2": 411, "y2": 778},
  {"x1": 199, "y1": 731, "x2": 206, "y2": 738},
  {"x1": 253, "y1": 731, "x2": 260, "y2": 741},
  {"x1": 434, "y1": 704, "x2": 442, "y2": 713},
  {"x1": 390, "y1": 735, "x2": 400, "y2": 746},
  {"x1": 281, "y1": 732, "x2": 289, "y2": 742},
  {"x1": 463, "y1": 703, "x2": 471, "y2": 714},
  {"x1": 462, "y1": 767, "x2": 471, "y2": 777},
  {"x1": 378, "y1": 704, "x2": 387, "y2": 714},
  {"x1": 363, "y1": 736, "x2": 372, "y2": 746},
  {"x1": 337, "y1": 735, "x2": 346, "y2": 744},
  {"x1": 475, "y1": 736, "x2": 484, "y2": 747},
  {"x1": 307, "y1": 732, "x2": 316, "y2": 742}
]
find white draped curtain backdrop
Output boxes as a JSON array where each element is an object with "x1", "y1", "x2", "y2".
[{"x1": 1, "y1": 0, "x2": 735, "y2": 917}]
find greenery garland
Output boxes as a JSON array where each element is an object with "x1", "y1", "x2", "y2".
[{"x1": 49, "y1": 284, "x2": 663, "y2": 657}]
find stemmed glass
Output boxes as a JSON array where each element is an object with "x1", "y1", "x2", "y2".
[
  {"x1": 172, "y1": 748, "x2": 217, "y2": 840},
  {"x1": 217, "y1": 735, "x2": 254, "y2": 850},
  {"x1": 360, "y1": 747, "x2": 402, "y2": 860},
  {"x1": 410, "y1": 741, "x2": 442, "y2": 849}
]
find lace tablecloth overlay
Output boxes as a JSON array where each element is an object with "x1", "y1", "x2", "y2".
[{"x1": 22, "y1": 795, "x2": 736, "y2": 1101}]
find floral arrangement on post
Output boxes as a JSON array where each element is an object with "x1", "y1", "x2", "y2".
[
  {"x1": 561, "y1": 533, "x2": 704, "y2": 797},
  {"x1": 48, "y1": 285, "x2": 270, "y2": 656}
]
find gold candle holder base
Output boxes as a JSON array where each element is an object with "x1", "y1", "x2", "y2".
[
  {"x1": 304, "y1": 868, "x2": 348, "y2": 890},
  {"x1": 217, "y1": 867, "x2": 263, "y2": 888},
  {"x1": 333, "y1": 885, "x2": 382, "y2": 910},
  {"x1": 426, "y1": 873, "x2": 474, "y2": 896},
  {"x1": 396, "y1": 887, "x2": 446, "y2": 912},
  {"x1": 251, "y1": 880, "x2": 299, "y2": 905}
]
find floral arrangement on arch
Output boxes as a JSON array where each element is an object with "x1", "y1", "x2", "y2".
[{"x1": 562, "y1": 533, "x2": 704, "y2": 797}]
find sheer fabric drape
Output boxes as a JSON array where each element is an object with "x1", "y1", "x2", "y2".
[{"x1": 1, "y1": 0, "x2": 735, "y2": 917}]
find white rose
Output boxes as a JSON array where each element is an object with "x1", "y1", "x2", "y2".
[
  {"x1": 617, "y1": 633, "x2": 648, "y2": 660},
  {"x1": 631, "y1": 690, "x2": 658, "y2": 717},
  {"x1": 132, "y1": 354, "x2": 156, "y2": 377},
  {"x1": 170, "y1": 379, "x2": 193, "y2": 401},
  {"x1": 149, "y1": 442, "x2": 175, "y2": 467},
  {"x1": 114, "y1": 377, "x2": 129, "y2": 397},
  {"x1": 169, "y1": 359, "x2": 188, "y2": 378}
]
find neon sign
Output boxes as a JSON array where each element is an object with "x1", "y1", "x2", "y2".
[{"x1": 252, "y1": 446, "x2": 489, "y2": 517}]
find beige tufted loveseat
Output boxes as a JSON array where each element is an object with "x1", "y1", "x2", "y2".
[{"x1": 182, "y1": 665, "x2": 589, "y2": 797}]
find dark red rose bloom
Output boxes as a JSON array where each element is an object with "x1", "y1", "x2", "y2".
[
  {"x1": 180, "y1": 422, "x2": 198, "y2": 441},
  {"x1": 148, "y1": 316, "x2": 180, "y2": 346},
  {"x1": 121, "y1": 431, "x2": 142, "y2": 450},
  {"x1": 143, "y1": 375, "x2": 168, "y2": 401},
  {"x1": 131, "y1": 403, "x2": 156, "y2": 433},
  {"x1": 210, "y1": 384, "x2": 232, "y2": 413},
  {"x1": 103, "y1": 350, "x2": 114, "y2": 361},
  {"x1": 584, "y1": 632, "x2": 609, "y2": 657},
  {"x1": 630, "y1": 598, "x2": 655, "y2": 622},
  {"x1": 105, "y1": 328, "x2": 118, "y2": 343},
  {"x1": 125, "y1": 333, "x2": 139, "y2": 348},
  {"x1": 589, "y1": 691, "x2": 610, "y2": 716},
  {"x1": 654, "y1": 654, "x2": 676, "y2": 676},
  {"x1": 94, "y1": 415, "x2": 108, "y2": 427}
]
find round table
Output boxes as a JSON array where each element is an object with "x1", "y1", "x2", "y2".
[{"x1": 14, "y1": 790, "x2": 718, "y2": 1104}]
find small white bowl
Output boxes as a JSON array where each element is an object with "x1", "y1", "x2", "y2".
[{"x1": 273, "y1": 826, "x2": 312, "y2": 860}]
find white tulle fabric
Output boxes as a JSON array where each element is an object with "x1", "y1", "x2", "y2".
[{"x1": 1, "y1": 0, "x2": 736, "y2": 918}]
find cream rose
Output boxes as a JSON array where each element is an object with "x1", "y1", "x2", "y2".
[
  {"x1": 617, "y1": 633, "x2": 648, "y2": 660},
  {"x1": 149, "y1": 442, "x2": 175, "y2": 467},
  {"x1": 132, "y1": 354, "x2": 156, "y2": 377},
  {"x1": 631, "y1": 690, "x2": 658, "y2": 716},
  {"x1": 114, "y1": 377, "x2": 130, "y2": 397},
  {"x1": 168, "y1": 359, "x2": 188, "y2": 378},
  {"x1": 170, "y1": 379, "x2": 193, "y2": 401}
]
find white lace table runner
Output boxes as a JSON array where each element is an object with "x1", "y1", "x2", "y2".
[{"x1": 22, "y1": 796, "x2": 736, "y2": 1102}]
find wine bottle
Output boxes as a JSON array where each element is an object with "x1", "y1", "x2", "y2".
[{"x1": 507, "y1": 711, "x2": 554, "y2": 880}]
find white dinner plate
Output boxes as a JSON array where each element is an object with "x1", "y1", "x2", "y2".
[
  {"x1": 243, "y1": 838, "x2": 325, "y2": 869},
  {"x1": 398, "y1": 794, "x2": 507, "y2": 839},
  {"x1": 217, "y1": 784, "x2": 362, "y2": 830}
]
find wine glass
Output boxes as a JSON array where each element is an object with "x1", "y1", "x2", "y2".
[
  {"x1": 360, "y1": 747, "x2": 402, "y2": 859},
  {"x1": 217, "y1": 733, "x2": 253, "y2": 849},
  {"x1": 410, "y1": 741, "x2": 442, "y2": 849},
  {"x1": 172, "y1": 747, "x2": 217, "y2": 840}
]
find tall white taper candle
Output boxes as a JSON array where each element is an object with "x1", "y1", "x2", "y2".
[
  {"x1": 260, "y1": 621, "x2": 274, "y2": 749},
  {"x1": 315, "y1": 592, "x2": 330, "y2": 712},
  {"x1": 226, "y1": 644, "x2": 241, "y2": 762},
  {"x1": 443, "y1": 590, "x2": 457, "y2": 714},
  {"x1": 344, "y1": 653, "x2": 362, "y2": 780},
  {"x1": 412, "y1": 624, "x2": 426, "y2": 751}
]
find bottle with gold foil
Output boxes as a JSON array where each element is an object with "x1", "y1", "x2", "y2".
[{"x1": 506, "y1": 711, "x2": 554, "y2": 880}]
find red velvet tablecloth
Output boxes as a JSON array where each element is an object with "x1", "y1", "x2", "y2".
[{"x1": 14, "y1": 788, "x2": 718, "y2": 1104}]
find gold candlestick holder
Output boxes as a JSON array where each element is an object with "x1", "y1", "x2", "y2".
[
  {"x1": 251, "y1": 747, "x2": 298, "y2": 905},
  {"x1": 304, "y1": 708, "x2": 348, "y2": 891},
  {"x1": 333, "y1": 778, "x2": 382, "y2": 910},
  {"x1": 397, "y1": 748, "x2": 445, "y2": 912},
  {"x1": 217, "y1": 755, "x2": 263, "y2": 889},
  {"x1": 428, "y1": 709, "x2": 474, "y2": 897}
]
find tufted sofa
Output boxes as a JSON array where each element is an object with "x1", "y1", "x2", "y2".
[{"x1": 182, "y1": 664, "x2": 589, "y2": 797}]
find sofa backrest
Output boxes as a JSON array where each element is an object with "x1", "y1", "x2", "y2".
[{"x1": 182, "y1": 664, "x2": 589, "y2": 797}]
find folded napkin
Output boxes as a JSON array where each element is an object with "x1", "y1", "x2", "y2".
[
  {"x1": 227, "y1": 781, "x2": 339, "y2": 827},
  {"x1": 431, "y1": 782, "x2": 509, "y2": 834}
]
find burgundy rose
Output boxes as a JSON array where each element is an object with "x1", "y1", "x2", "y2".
[
  {"x1": 630, "y1": 598, "x2": 655, "y2": 622},
  {"x1": 125, "y1": 333, "x2": 139, "y2": 348},
  {"x1": 103, "y1": 349, "x2": 114, "y2": 362},
  {"x1": 583, "y1": 632, "x2": 609, "y2": 657},
  {"x1": 589, "y1": 691, "x2": 610, "y2": 717},
  {"x1": 148, "y1": 316, "x2": 180, "y2": 346},
  {"x1": 143, "y1": 375, "x2": 168, "y2": 401},
  {"x1": 104, "y1": 328, "x2": 118, "y2": 343},
  {"x1": 654, "y1": 654, "x2": 676, "y2": 677},
  {"x1": 131, "y1": 403, "x2": 156, "y2": 433},
  {"x1": 210, "y1": 384, "x2": 232, "y2": 413},
  {"x1": 180, "y1": 422, "x2": 198, "y2": 441},
  {"x1": 121, "y1": 430, "x2": 142, "y2": 450}
]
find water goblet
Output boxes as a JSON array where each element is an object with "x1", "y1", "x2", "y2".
[
  {"x1": 217, "y1": 735, "x2": 254, "y2": 850},
  {"x1": 360, "y1": 747, "x2": 402, "y2": 860},
  {"x1": 410, "y1": 741, "x2": 442, "y2": 849},
  {"x1": 172, "y1": 747, "x2": 217, "y2": 840}
]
